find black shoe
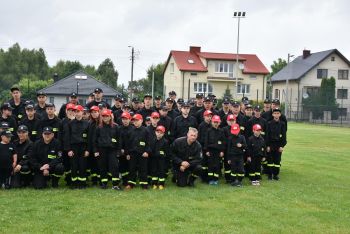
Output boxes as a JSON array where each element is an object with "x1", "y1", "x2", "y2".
[
  {"x1": 187, "y1": 180, "x2": 195, "y2": 187},
  {"x1": 230, "y1": 180, "x2": 238, "y2": 186},
  {"x1": 273, "y1": 175, "x2": 280, "y2": 181},
  {"x1": 100, "y1": 184, "x2": 107, "y2": 189},
  {"x1": 171, "y1": 176, "x2": 177, "y2": 184},
  {"x1": 268, "y1": 175, "x2": 273, "y2": 180},
  {"x1": 236, "y1": 181, "x2": 243, "y2": 187}
]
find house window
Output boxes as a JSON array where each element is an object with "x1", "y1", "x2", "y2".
[
  {"x1": 194, "y1": 82, "x2": 213, "y2": 94},
  {"x1": 338, "y1": 108, "x2": 347, "y2": 116},
  {"x1": 250, "y1": 75, "x2": 257, "y2": 80},
  {"x1": 215, "y1": 62, "x2": 234, "y2": 73},
  {"x1": 274, "y1": 89, "x2": 280, "y2": 99},
  {"x1": 338, "y1": 70, "x2": 349, "y2": 80},
  {"x1": 190, "y1": 72, "x2": 197, "y2": 76},
  {"x1": 49, "y1": 96, "x2": 55, "y2": 104},
  {"x1": 306, "y1": 87, "x2": 320, "y2": 97},
  {"x1": 237, "y1": 84, "x2": 250, "y2": 94},
  {"x1": 337, "y1": 89, "x2": 348, "y2": 99},
  {"x1": 317, "y1": 69, "x2": 328, "y2": 79},
  {"x1": 170, "y1": 63, "x2": 174, "y2": 73},
  {"x1": 331, "y1": 56, "x2": 335, "y2": 61}
]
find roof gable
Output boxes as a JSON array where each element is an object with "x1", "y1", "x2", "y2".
[{"x1": 39, "y1": 70, "x2": 120, "y2": 97}]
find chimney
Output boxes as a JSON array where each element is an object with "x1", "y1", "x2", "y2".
[
  {"x1": 189, "y1": 46, "x2": 201, "y2": 54},
  {"x1": 303, "y1": 49, "x2": 311, "y2": 59}
]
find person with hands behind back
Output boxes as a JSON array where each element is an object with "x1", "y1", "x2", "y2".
[{"x1": 0, "y1": 130, "x2": 17, "y2": 189}]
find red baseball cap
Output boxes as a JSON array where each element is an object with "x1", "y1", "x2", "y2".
[
  {"x1": 66, "y1": 103, "x2": 75, "y2": 110},
  {"x1": 132, "y1": 114, "x2": 143, "y2": 121},
  {"x1": 227, "y1": 114, "x2": 236, "y2": 121},
  {"x1": 121, "y1": 112, "x2": 131, "y2": 119},
  {"x1": 253, "y1": 124, "x2": 262, "y2": 131},
  {"x1": 74, "y1": 105, "x2": 84, "y2": 112},
  {"x1": 156, "y1": 125, "x2": 166, "y2": 133},
  {"x1": 90, "y1": 105, "x2": 99, "y2": 112},
  {"x1": 101, "y1": 109, "x2": 112, "y2": 116},
  {"x1": 230, "y1": 123, "x2": 240, "y2": 135},
  {"x1": 211, "y1": 115, "x2": 221, "y2": 123},
  {"x1": 151, "y1": 112, "x2": 160, "y2": 118},
  {"x1": 203, "y1": 110, "x2": 213, "y2": 117}
]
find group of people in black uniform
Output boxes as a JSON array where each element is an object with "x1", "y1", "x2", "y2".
[{"x1": 0, "y1": 87, "x2": 287, "y2": 190}]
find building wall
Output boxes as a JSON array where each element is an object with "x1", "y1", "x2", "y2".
[{"x1": 164, "y1": 56, "x2": 267, "y2": 101}]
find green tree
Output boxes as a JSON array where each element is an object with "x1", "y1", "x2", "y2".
[
  {"x1": 16, "y1": 75, "x2": 54, "y2": 101},
  {"x1": 303, "y1": 77, "x2": 338, "y2": 120},
  {"x1": 50, "y1": 60, "x2": 84, "y2": 80},
  {"x1": 96, "y1": 58, "x2": 118, "y2": 89}
]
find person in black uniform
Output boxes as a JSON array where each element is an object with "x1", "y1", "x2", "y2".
[
  {"x1": 29, "y1": 126, "x2": 64, "y2": 189},
  {"x1": 197, "y1": 110, "x2": 212, "y2": 183},
  {"x1": 154, "y1": 95, "x2": 163, "y2": 112},
  {"x1": 67, "y1": 105, "x2": 90, "y2": 189},
  {"x1": 86, "y1": 88, "x2": 111, "y2": 110},
  {"x1": 12, "y1": 125, "x2": 33, "y2": 188},
  {"x1": 150, "y1": 125, "x2": 169, "y2": 190},
  {"x1": 189, "y1": 93, "x2": 204, "y2": 117},
  {"x1": 195, "y1": 97, "x2": 218, "y2": 124},
  {"x1": 247, "y1": 124, "x2": 266, "y2": 186},
  {"x1": 39, "y1": 103, "x2": 61, "y2": 139},
  {"x1": 0, "y1": 103, "x2": 17, "y2": 134},
  {"x1": 170, "y1": 127, "x2": 203, "y2": 187},
  {"x1": 19, "y1": 103, "x2": 42, "y2": 143},
  {"x1": 227, "y1": 123, "x2": 246, "y2": 187},
  {"x1": 8, "y1": 87, "x2": 26, "y2": 123},
  {"x1": 137, "y1": 94, "x2": 155, "y2": 123},
  {"x1": 35, "y1": 91, "x2": 48, "y2": 119},
  {"x1": 0, "y1": 130, "x2": 17, "y2": 189},
  {"x1": 87, "y1": 105, "x2": 100, "y2": 185},
  {"x1": 158, "y1": 106, "x2": 173, "y2": 141},
  {"x1": 93, "y1": 109, "x2": 121, "y2": 190},
  {"x1": 125, "y1": 114, "x2": 151, "y2": 190},
  {"x1": 111, "y1": 95, "x2": 124, "y2": 125},
  {"x1": 131, "y1": 97, "x2": 140, "y2": 113},
  {"x1": 218, "y1": 97, "x2": 232, "y2": 127},
  {"x1": 165, "y1": 98, "x2": 179, "y2": 120},
  {"x1": 204, "y1": 115, "x2": 225, "y2": 185},
  {"x1": 119, "y1": 111, "x2": 134, "y2": 186},
  {"x1": 266, "y1": 108, "x2": 287, "y2": 181},
  {"x1": 168, "y1": 91, "x2": 177, "y2": 110},
  {"x1": 262, "y1": 98, "x2": 271, "y2": 115},
  {"x1": 262, "y1": 99, "x2": 288, "y2": 130},
  {"x1": 172, "y1": 102, "x2": 198, "y2": 140},
  {"x1": 58, "y1": 92, "x2": 79, "y2": 120}
]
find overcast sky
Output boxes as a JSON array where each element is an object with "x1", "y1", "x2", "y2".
[{"x1": 1, "y1": 0, "x2": 349, "y2": 85}]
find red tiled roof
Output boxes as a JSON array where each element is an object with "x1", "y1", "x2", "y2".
[
  {"x1": 170, "y1": 50, "x2": 207, "y2": 72},
  {"x1": 164, "y1": 47, "x2": 269, "y2": 75}
]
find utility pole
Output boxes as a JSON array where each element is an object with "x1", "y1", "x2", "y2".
[
  {"x1": 286, "y1": 53, "x2": 294, "y2": 118},
  {"x1": 128, "y1": 46, "x2": 135, "y2": 100}
]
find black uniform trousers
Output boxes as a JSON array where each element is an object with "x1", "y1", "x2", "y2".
[
  {"x1": 32, "y1": 163, "x2": 65, "y2": 189},
  {"x1": 201, "y1": 151, "x2": 209, "y2": 183},
  {"x1": 88, "y1": 151, "x2": 99, "y2": 184},
  {"x1": 119, "y1": 154, "x2": 129, "y2": 186},
  {"x1": 0, "y1": 167, "x2": 12, "y2": 188},
  {"x1": 11, "y1": 164, "x2": 32, "y2": 188},
  {"x1": 223, "y1": 154, "x2": 231, "y2": 182},
  {"x1": 229, "y1": 155, "x2": 245, "y2": 182},
  {"x1": 128, "y1": 152, "x2": 148, "y2": 188},
  {"x1": 62, "y1": 151, "x2": 71, "y2": 185},
  {"x1": 151, "y1": 157, "x2": 166, "y2": 186},
  {"x1": 207, "y1": 150, "x2": 221, "y2": 182},
  {"x1": 97, "y1": 147, "x2": 120, "y2": 186},
  {"x1": 70, "y1": 144, "x2": 88, "y2": 185},
  {"x1": 248, "y1": 155, "x2": 262, "y2": 181},
  {"x1": 267, "y1": 145, "x2": 282, "y2": 176},
  {"x1": 176, "y1": 163, "x2": 202, "y2": 187}
]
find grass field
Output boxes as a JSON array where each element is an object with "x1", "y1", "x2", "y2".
[{"x1": 1, "y1": 123, "x2": 350, "y2": 233}]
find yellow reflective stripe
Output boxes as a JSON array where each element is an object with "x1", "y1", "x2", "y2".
[
  {"x1": 128, "y1": 180, "x2": 136, "y2": 185},
  {"x1": 18, "y1": 114, "x2": 23, "y2": 118},
  {"x1": 224, "y1": 170, "x2": 231, "y2": 174},
  {"x1": 139, "y1": 181, "x2": 148, "y2": 185},
  {"x1": 152, "y1": 177, "x2": 158, "y2": 181},
  {"x1": 159, "y1": 178, "x2": 165, "y2": 182},
  {"x1": 191, "y1": 174, "x2": 199, "y2": 178},
  {"x1": 139, "y1": 141, "x2": 145, "y2": 146},
  {"x1": 208, "y1": 173, "x2": 214, "y2": 176},
  {"x1": 9, "y1": 128, "x2": 14, "y2": 131},
  {"x1": 78, "y1": 177, "x2": 87, "y2": 181},
  {"x1": 71, "y1": 177, "x2": 78, "y2": 181},
  {"x1": 249, "y1": 173, "x2": 255, "y2": 176},
  {"x1": 101, "y1": 179, "x2": 108, "y2": 182},
  {"x1": 65, "y1": 170, "x2": 71, "y2": 175},
  {"x1": 112, "y1": 178, "x2": 120, "y2": 181},
  {"x1": 202, "y1": 167, "x2": 208, "y2": 170},
  {"x1": 91, "y1": 173, "x2": 98, "y2": 177},
  {"x1": 255, "y1": 172, "x2": 261, "y2": 176},
  {"x1": 261, "y1": 132, "x2": 265, "y2": 135},
  {"x1": 20, "y1": 170, "x2": 31, "y2": 175},
  {"x1": 237, "y1": 174, "x2": 245, "y2": 177},
  {"x1": 51, "y1": 174, "x2": 62, "y2": 177},
  {"x1": 267, "y1": 164, "x2": 274, "y2": 167},
  {"x1": 159, "y1": 151, "x2": 164, "y2": 155},
  {"x1": 86, "y1": 169, "x2": 91, "y2": 173},
  {"x1": 274, "y1": 164, "x2": 281, "y2": 168},
  {"x1": 48, "y1": 154, "x2": 56, "y2": 159},
  {"x1": 213, "y1": 173, "x2": 219, "y2": 178},
  {"x1": 83, "y1": 133, "x2": 87, "y2": 138},
  {"x1": 108, "y1": 172, "x2": 112, "y2": 177},
  {"x1": 121, "y1": 172, "x2": 129, "y2": 177},
  {"x1": 111, "y1": 138, "x2": 117, "y2": 142},
  {"x1": 32, "y1": 131, "x2": 37, "y2": 135},
  {"x1": 53, "y1": 128, "x2": 58, "y2": 132},
  {"x1": 230, "y1": 173, "x2": 237, "y2": 176},
  {"x1": 240, "y1": 126, "x2": 245, "y2": 130}
]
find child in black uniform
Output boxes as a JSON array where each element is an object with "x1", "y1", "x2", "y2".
[{"x1": 0, "y1": 130, "x2": 17, "y2": 189}]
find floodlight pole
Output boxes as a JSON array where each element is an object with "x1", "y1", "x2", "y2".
[
  {"x1": 233, "y1": 11, "x2": 246, "y2": 99},
  {"x1": 286, "y1": 53, "x2": 294, "y2": 118}
]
